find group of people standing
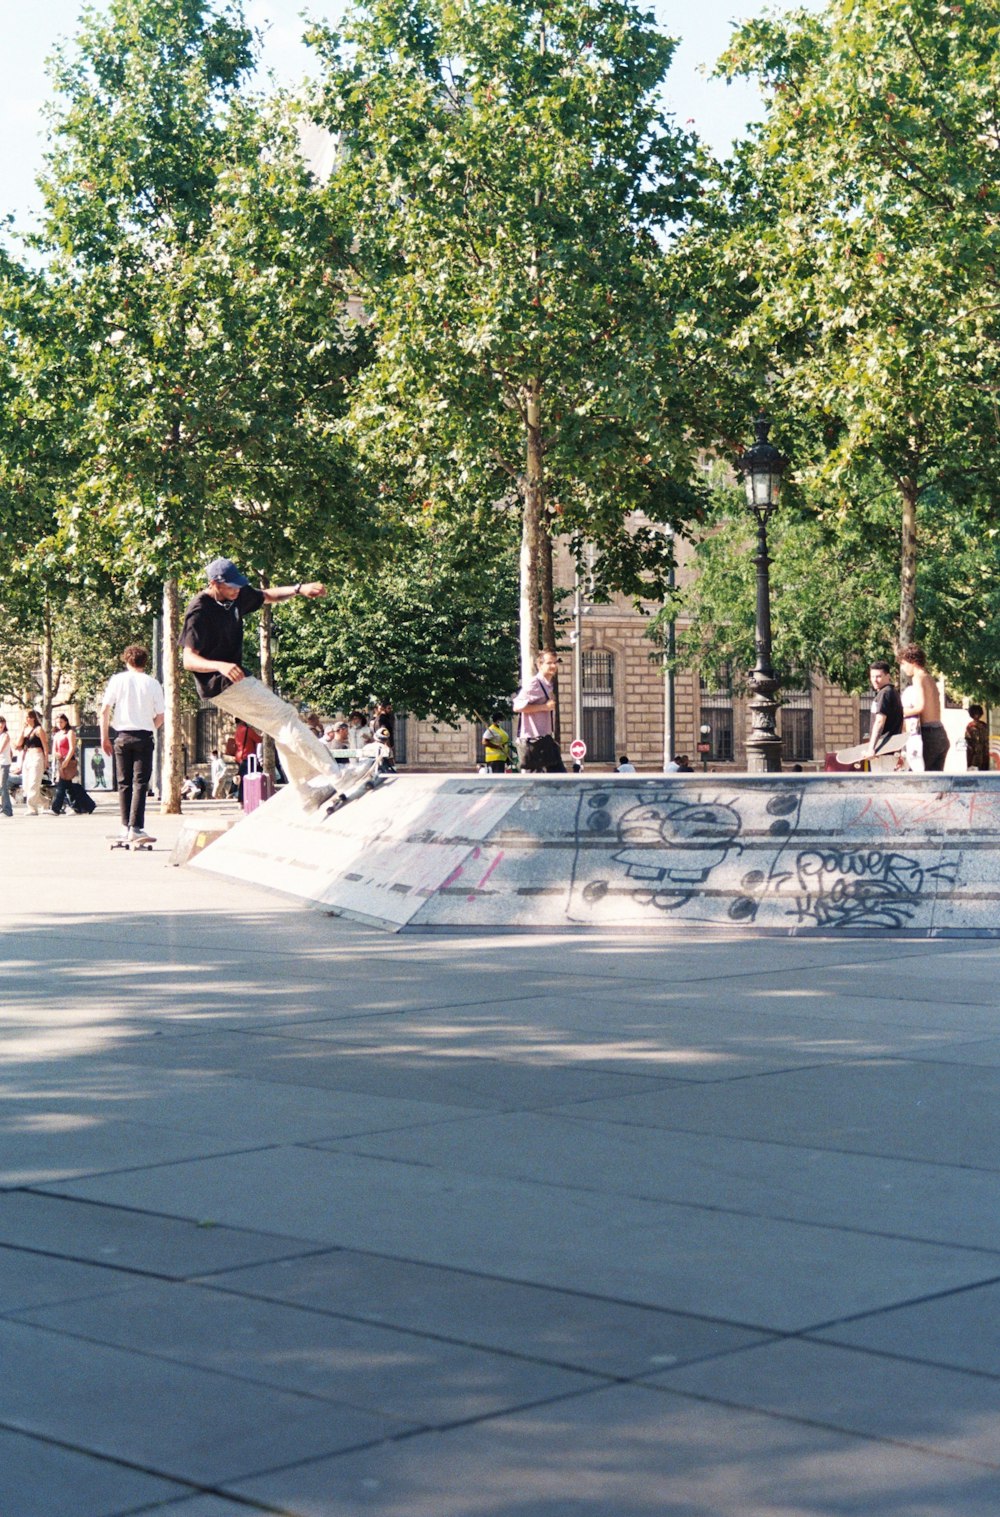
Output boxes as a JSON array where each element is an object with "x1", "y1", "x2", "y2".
[
  {"x1": 865, "y1": 643, "x2": 989, "y2": 773},
  {"x1": 513, "y1": 642, "x2": 990, "y2": 777},
  {"x1": 0, "y1": 710, "x2": 97, "y2": 817}
]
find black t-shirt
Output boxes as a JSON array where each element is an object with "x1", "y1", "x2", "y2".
[
  {"x1": 871, "y1": 683, "x2": 904, "y2": 746},
  {"x1": 179, "y1": 586, "x2": 266, "y2": 700}
]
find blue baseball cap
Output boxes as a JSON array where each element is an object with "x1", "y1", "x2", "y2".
[{"x1": 205, "y1": 557, "x2": 250, "y2": 587}]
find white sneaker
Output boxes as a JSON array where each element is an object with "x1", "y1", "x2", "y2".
[
  {"x1": 129, "y1": 828, "x2": 154, "y2": 844},
  {"x1": 119, "y1": 826, "x2": 131, "y2": 842}
]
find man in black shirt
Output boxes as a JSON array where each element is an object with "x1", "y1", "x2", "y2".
[
  {"x1": 864, "y1": 660, "x2": 904, "y2": 758},
  {"x1": 180, "y1": 558, "x2": 335, "y2": 797}
]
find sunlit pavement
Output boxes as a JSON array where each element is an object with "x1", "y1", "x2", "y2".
[{"x1": 4, "y1": 797, "x2": 1000, "y2": 1515}]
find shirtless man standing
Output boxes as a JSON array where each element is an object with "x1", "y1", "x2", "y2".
[{"x1": 896, "y1": 644, "x2": 950, "y2": 772}]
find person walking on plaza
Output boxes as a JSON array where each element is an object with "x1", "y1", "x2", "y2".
[
  {"x1": 896, "y1": 643, "x2": 950, "y2": 771},
  {"x1": 482, "y1": 716, "x2": 512, "y2": 773},
  {"x1": 864, "y1": 660, "x2": 904, "y2": 760},
  {"x1": 100, "y1": 644, "x2": 165, "y2": 843},
  {"x1": 49, "y1": 714, "x2": 96, "y2": 815},
  {"x1": 0, "y1": 716, "x2": 13, "y2": 818},
  {"x1": 209, "y1": 748, "x2": 231, "y2": 798},
  {"x1": 180, "y1": 558, "x2": 335, "y2": 798},
  {"x1": 514, "y1": 650, "x2": 566, "y2": 773},
  {"x1": 16, "y1": 711, "x2": 48, "y2": 814},
  {"x1": 965, "y1": 704, "x2": 990, "y2": 771}
]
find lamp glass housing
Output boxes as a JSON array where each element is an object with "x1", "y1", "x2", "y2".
[{"x1": 738, "y1": 417, "x2": 787, "y2": 517}]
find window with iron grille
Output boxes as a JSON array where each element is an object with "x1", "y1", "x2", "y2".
[
  {"x1": 858, "y1": 698, "x2": 872, "y2": 743},
  {"x1": 393, "y1": 711, "x2": 408, "y2": 765},
  {"x1": 699, "y1": 675, "x2": 735, "y2": 762},
  {"x1": 196, "y1": 705, "x2": 220, "y2": 764},
  {"x1": 582, "y1": 651, "x2": 615, "y2": 762},
  {"x1": 780, "y1": 682, "x2": 814, "y2": 763}
]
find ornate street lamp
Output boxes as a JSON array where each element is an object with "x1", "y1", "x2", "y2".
[{"x1": 736, "y1": 416, "x2": 789, "y2": 774}]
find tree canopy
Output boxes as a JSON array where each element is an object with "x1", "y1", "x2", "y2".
[
  {"x1": 706, "y1": 0, "x2": 1000, "y2": 661},
  {"x1": 308, "y1": 0, "x2": 709, "y2": 681}
]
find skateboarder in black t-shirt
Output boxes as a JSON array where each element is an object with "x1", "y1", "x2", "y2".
[{"x1": 180, "y1": 558, "x2": 335, "y2": 797}]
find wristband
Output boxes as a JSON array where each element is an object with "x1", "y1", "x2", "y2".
[{"x1": 294, "y1": 583, "x2": 302, "y2": 596}]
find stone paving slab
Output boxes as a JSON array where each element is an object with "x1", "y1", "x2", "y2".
[
  {"x1": 813, "y1": 1279, "x2": 1000, "y2": 1377},
  {"x1": 47, "y1": 1145, "x2": 1000, "y2": 1332},
  {"x1": 0, "y1": 1424, "x2": 186, "y2": 1517},
  {"x1": 554, "y1": 1056, "x2": 1000, "y2": 1168},
  {"x1": 203, "y1": 1247, "x2": 771, "y2": 1378},
  {"x1": 5, "y1": 1063, "x2": 477, "y2": 1149},
  {"x1": 0, "y1": 1192, "x2": 322, "y2": 1279},
  {"x1": 150, "y1": 1499, "x2": 266, "y2": 1517},
  {"x1": 0, "y1": 1114, "x2": 260, "y2": 1189},
  {"x1": 147, "y1": 1500, "x2": 254, "y2": 1517},
  {"x1": 230, "y1": 1381, "x2": 1000, "y2": 1516},
  {"x1": 0, "y1": 1316, "x2": 407, "y2": 1487},
  {"x1": 270, "y1": 1001, "x2": 981, "y2": 1081},
  {"x1": 18, "y1": 1276, "x2": 598, "y2": 1425},
  {"x1": 103, "y1": 1027, "x2": 668, "y2": 1111},
  {"x1": 646, "y1": 1336, "x2": 1000, "y2": 1467},
  {"x1": 0, "y1": 1243, "x2": 136, "y2": 1313},
  {"x1": 318, "y1": 1108, "x2": 1000, "y2": 1253}
]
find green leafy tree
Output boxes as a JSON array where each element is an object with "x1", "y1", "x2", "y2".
[
  {"x1": 308, "y1": 0, "x2": 708, "y2": 684},
  {"x1": 274, "y1": 504, "x2": 519, "y2": 721},
  {"x1": 713, "y1": 0, "x2": 1000, "y2": 651},
  {"x1": 32, "y1": 0, "x2": 366, "y2": 808},
  {"x1": 657, "y1": 468, "x2": 1000, "y2": 706}
]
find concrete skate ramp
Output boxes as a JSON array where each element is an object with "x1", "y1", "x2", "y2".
[{"x1": 188, "y1": 772, "x2": 1000, "y2": 935}]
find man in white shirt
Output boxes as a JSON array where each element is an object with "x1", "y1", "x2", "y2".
[
  {"x1": 209, "y1": 749, "x2": 230, "y2": 798},
  {"x1": 100, "y1": 644, "x2": 165, "y2": 843}
]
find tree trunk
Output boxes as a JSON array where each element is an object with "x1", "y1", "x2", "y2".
[
  {"x1": 258, "y1": 576, "x2": 277, "y2": 784},
  {"x1": 539, "y1": 528, "x2": 559, "y2": 742},
  {"x1": 899, "y1": 477, "x2": 918, "y2": 648},
  {"x1": 160, "y1": 578, "x2": 183, "y2": 814},
  {"x1": 519, "y1": 379, "x2": 544, "y2": 686},
  {"x1": 40, "y1": 602, "x2": 53, "y2": 733}
]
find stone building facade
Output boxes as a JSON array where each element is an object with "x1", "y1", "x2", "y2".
[
  {"x1": 4, "y1": 535, "x2": 978, "y2": 778},
  {"x1": 389, "y1": 536, "x2": 895, "y2": 773}
]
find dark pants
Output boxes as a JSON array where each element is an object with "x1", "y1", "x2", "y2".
[
  {"x1": 51, "y1": 778, "x2": 96, "y2": 815},
  {"x1": 521, "y1": 734, "x2": 566, "y2": 773},
  {"x1": 115, "y1": 730, "x2": 155, "y2": 829},
  {"x1": 921, "y1": 722, "x2": 950, "y2": 772},
  {"x1": 485, "y1": 759, "x2": 506, "y2": 773}
]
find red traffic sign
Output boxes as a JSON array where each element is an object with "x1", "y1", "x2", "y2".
[{"x1": 570, "y1": 738, "x2": 587, "y2": 760}]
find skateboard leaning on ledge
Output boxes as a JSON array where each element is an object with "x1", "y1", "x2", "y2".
[{"x1": 834, "y1": 734, "x2": 907, "y2": 771}]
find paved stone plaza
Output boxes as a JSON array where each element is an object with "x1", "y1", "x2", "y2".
[{"x1": 4, "y1": 797, "x2": 1000, "y2": 1515}]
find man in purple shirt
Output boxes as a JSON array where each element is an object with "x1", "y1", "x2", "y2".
[{"x1": 513, "y1": 650, "x2": 566, "y2": 772}]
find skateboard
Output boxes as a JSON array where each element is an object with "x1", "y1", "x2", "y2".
[
  {"x1": 108, "y1": 836, "x2": 156, "y2": 852},
  {"x1": 834, "y1": 733, "x2": 907, "y2": 768},
  {"x1": 315, "y1": 754, "x2": 386, "y2": 818}
]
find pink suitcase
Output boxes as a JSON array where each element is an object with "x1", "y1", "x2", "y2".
[{"x1": 242, "y1": 756, "x2": 274, "y2": 814}]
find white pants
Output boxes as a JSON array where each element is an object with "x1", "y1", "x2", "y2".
[
  {"x1": 21, "y1": 750, "x2": 45, "y2": 813},
  {"x1": 212, "y1": 677, "x2": 334, "y2": 794}
]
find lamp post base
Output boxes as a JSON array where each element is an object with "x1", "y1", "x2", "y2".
[{"x1": 746, "y1": 738, "x2": 783, "y2": 774}]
